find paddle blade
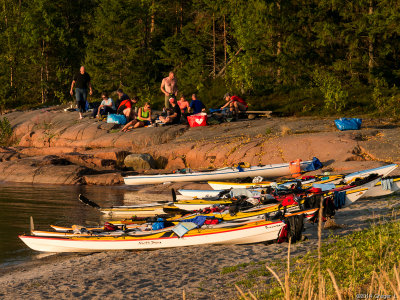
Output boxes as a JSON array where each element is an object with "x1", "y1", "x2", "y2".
[
  {"x1": 218, "y1": 189, "x2": 231, "y2": 198},
  {"x1": 163, "y1": 206, "x2": 190, "y2": 216},
  {"x1": 171, "y1": 189, "x2": 177, "y2": 202},
  {"x1": 78, "y1": 194, "x2": 101, "y2": 209},
  {"x1": 30, "y1": 216, "x2": 34, "y2": 233}
]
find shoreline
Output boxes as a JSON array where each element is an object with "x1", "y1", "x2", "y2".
[
  {"x1": 0, "y1": 107, "x2": 399, "y2": 186},
  {"x1": 1, "y1": 194, "x2": 399, "y2": 299}
]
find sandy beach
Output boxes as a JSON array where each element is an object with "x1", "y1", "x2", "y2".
[{"x1": 1, "y1": 192, "x2": 399, "y2": 300}]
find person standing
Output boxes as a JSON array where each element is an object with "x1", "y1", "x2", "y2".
[
  {"x1": 70, "y1": 66, "x2": 93, "y2": 120},
  {"x1": 160, "y1": 71, "x2": 178, "y2": 109}
]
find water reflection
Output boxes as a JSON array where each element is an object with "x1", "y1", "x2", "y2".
[{"x1": 0, "y1": 182, "x2": 139, "y2": 267}]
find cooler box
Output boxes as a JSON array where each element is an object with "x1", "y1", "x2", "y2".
[{"x1": 187, "y1": 113, "x2": 207, "y2": 127}]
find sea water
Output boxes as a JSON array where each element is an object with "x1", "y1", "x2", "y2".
[{"x1": 0, "y1": 183, "x2": 140, "y2": 267}]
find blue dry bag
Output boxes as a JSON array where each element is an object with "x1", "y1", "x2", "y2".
[
  {"x1": 334, "y1": 118, "x2": 362, "y2": 131},
  {"x1": 107, "y1": 114, "x2": 127, "y2": 125}
]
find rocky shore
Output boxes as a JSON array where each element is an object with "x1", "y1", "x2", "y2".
[{"x1": 1, "y1": 105, "x2": 399, "y2": 186}]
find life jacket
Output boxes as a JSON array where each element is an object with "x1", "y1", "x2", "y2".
[
  {"x1": 277, "y1": 224, "x2": 288, "y2": 243},
  {"x1": 281, "y1": 194, "x2": 298, "y2": 206},
  {"x1": 286, "y1": 214, "x2": 305, "y2": 243},
  {"x1": 277, "y1": 214, "x2": 305, "y2": 243},
  {"x1": 104, "y1": 222, "x2": 118, "y2": 231},
  {"x1": 204, "y1": 218, "x2": 221, "y2": 225}
]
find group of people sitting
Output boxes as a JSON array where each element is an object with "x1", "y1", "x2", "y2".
[{"x1": 91, "y1": 88, "x2": 248, "y2": 132}]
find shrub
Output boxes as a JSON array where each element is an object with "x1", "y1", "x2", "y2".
[
  {"x1": 313, "y1": 69, "x2": 348, "y2": 112},
  {"x1": 0, "y1": 117, "x2": 14, "y2": 146}
]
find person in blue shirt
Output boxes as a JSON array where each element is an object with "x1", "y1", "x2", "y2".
[{"x1": 188, "y1": 94, "x2": 206, "y2": 115}]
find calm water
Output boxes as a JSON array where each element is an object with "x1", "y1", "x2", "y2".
[{"x1": 0, "y1": 183, "x2": 140, "y2": 267}]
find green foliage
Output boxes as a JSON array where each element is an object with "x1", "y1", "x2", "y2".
[
  {"x1": 312, "y1": 69, "x2": 348, "y2": 112},
  {"x1": 86, "y1": 0, "x2": 156, "y2": 98},
  {"x1": 220, "y1": 262, "x2": 251, "y2": 275},
  {"x1": 372, "y1": 78, "x2": 400, "y2": 117},
  {"x1": 158, "y1": 22, "x2": 210, "y2": 95},
  {"x1": 0, "y1": 117, "x2": 13, "y2": 146},
  {"x1": 0, "y1": 0, "x2": 400, "y2": 113}
]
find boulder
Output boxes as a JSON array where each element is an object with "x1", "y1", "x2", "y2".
[
  {"x1": 0, "y1": 156, "x2": 89, "y2": 184},
  {"x1": 124, "y1": 153, "x2": 156, "y2": 170},
  {"x1": 83, "y1": 173, "x2": 124, "y2": 185}
]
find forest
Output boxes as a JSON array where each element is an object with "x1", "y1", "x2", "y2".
[{"x1": 1, "y1": 0, "x2": 400, "y2": 116}]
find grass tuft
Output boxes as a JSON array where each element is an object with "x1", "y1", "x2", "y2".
[{"x1": 228, "y1": 218, "x2": 400, "y2": 299}]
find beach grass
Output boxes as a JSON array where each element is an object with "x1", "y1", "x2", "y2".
[{"x1": 230, "y1": 215, "x2": 400, "y2": 299}]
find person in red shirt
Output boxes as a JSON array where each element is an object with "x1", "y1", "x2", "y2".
[
  {"x1": 221, "y1": 93, "x2": 248, "y2": 116},
  {"x1": 117, "y1": 92, "x2": 138, "y2": 121}
]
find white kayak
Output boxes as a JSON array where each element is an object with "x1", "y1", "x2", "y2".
[
  {"x1": 123, "y1": 160, "x2": 317, "y2": 185},
  {"x1": 19, "y1": 218, "x2": 292, "y2": 253},
  {"x1": 207, "y1": 176, "x2": 341, "y2": 190},
  {"x1": 178, "y1": 189, "x2": 225, "y2": 199},
  {"x1": 208, "y1": 164, "x2": 398, "y2": 190},
  {"x1": 174, "y1": 176, "x2": 380, "y2": 211},
  {"x1": 362, "y1": 176, "x2": 400, "y2": 198},
  {"x1": 333, "y1": 176, "x2": 381, "y2": 206},
  {"x1": 176, "y1": 188, "x2": 261, "y2": 200},
  {"x1": 332, "y1": 164, "x2": 398, "y2": 184}
]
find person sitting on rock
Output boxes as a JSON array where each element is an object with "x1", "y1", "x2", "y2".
[
  {"x1": 115, "y1": 88, "x2": 130, "y2": 109},
  {"x1": 121, "y1": 102, "x2": 152, "y2": 132},
  {"x1": 159, "y1": 97, "x2": 181, "y2": 125},
  {"x1": 117, "y1": 93, "x2": 138, "y2": 121},
  {"x1": 92, "y1": 92, "x2": 115, "y2": 118},
  {"x1": 188, "y1": 94, "x2": 206, "y2": 115},
  {"x1": 221, "y1": 93, "x2": 248, "y2": 116},
  {"x1": 177, "y1": 94, "x2": 190, "y2": 114}
]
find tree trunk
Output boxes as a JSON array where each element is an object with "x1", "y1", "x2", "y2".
[
  {"x1": 150, "y1": 0, "x2": 155, "y2": 34},
  {"x1": 41, "y1": 39, "x2": 48, "y2": 104},
  {"x1": 368, "y1": 0, "x2": 374, "y2": 79},
  {"x1": 175, "y1": 2, "x2": 178, "y2": 34},
  {"x1": 213, "y1": 13, "x2": 216, "y2": 78},
  {"x1": 41, "y1": 41, "x2": 44, "y2": 103},
  {"x1": 223, "y1": 14, "x2": 227, "y2": 67},
  {"x1": 276, "y1": 1, "x2": 281, "y2": 83},
  {"x1": 180, "y1": 0, "x2": 183, "y2": 32},
  {"x1": 2, "y1": 0, "x2": 12, "y2": 88}
]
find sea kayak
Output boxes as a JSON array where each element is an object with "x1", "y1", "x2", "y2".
[
  {"x1": 19, "y1": 211, "x2": 313, "y2": 253},
  {"x1": 123, "y1": 159, "x2": 320, "y2": 185}
]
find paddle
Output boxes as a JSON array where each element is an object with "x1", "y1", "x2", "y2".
[
  {"x1": 78, "y1": 194, "x2": 101, "y2": 210},
  {"x1": 171, "y1": 188, "x2": 177, "y2": 202},
  {"x1": 217, "y1": 188, "x2": 232, "y2": 198},
  {"x1": 30, "y1": 216, "x2": 34, "y2": 234},
  {"x1": 162, "y1": 206, "x2": 192, "y2": 216}
]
